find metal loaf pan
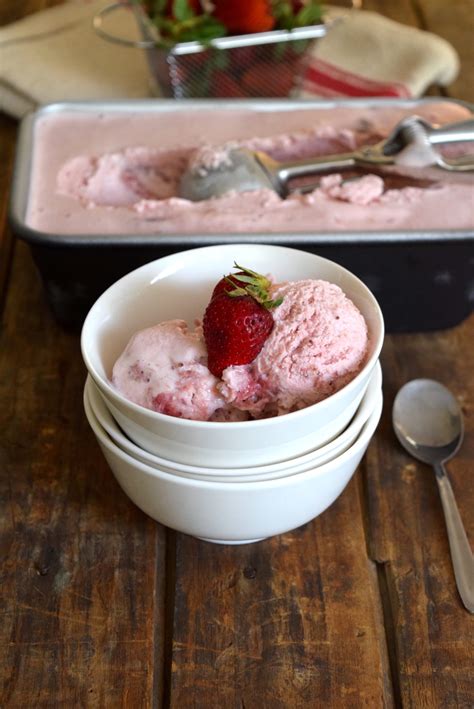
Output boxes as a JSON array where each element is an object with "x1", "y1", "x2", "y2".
[{"x1": 9, "y1": 98, "x2": 474, "y2": 332}]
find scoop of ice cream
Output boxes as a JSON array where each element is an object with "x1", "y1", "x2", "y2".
[
  {"x1": 112, "y1": 319, "x2": 228, "y2": 421},
  {"x1": 220, "y1": 279, "x2": 369, "y2": 417}
]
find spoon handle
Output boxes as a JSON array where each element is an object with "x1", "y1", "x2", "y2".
[{"x1": 434, "y1": 462, "x2": 474, "y2": 613}]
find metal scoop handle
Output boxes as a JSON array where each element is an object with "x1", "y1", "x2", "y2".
[
  {"x1": 417, "y1": 118, "x2": 474, "y2": 171},
  {"x1": 258, "y1": 117, "x2": 474, "y2": 193},
  {"x1": 423, "y1": 118, "x2": 474, "y2": 145},
  {"x1": 256, "y1": 146, "x2": 390, "y2": 180},
  {"x1": 255, "y1": 148, "x2": 390, "y2": 196}
]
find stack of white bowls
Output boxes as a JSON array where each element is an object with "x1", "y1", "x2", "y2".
[{"x1": 81, "y1": 244, "x2": 385, "y2": 544}]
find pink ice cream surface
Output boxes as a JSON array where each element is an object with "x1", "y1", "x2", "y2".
[
  {"x1": 32, "y1": 101, "x2": 473, "y2": 236},
  {"x1": 112, "y1": 279, "x2": 369, "y2": 421},
  {"x1": 57, "y1": 147, "x2": 189, "y2": 205},
  {"x1": 220, "y1": 279, "x2": 369, "y2": 417},
  {"x1": 111, "y1": 319, "x2": 227, "y2": 421}
]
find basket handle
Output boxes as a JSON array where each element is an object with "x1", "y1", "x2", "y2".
[{"x1": 92, "y1": 2, "x2": 159, "y2": 49}]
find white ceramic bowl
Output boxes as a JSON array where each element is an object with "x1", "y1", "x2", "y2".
[
  {"x1": 81, "y1": 244, "x2": 384, "y2": 467},
  {"x1": 84, "y1": 360, "x2": 382, "y2": 482},
  {"x1": 84, "y1": 382, "x2": 383, "y2": 544}
]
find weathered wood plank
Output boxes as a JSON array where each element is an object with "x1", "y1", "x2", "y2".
[
  {"x1": 0, "y1": 115, "x2": 16, "y2": 309},
  {"x1": 363, "y1": 315, "x2": 474, "y2": 708},
  {"x1": 362, "y1": 0, "x2": 420, "y2": 26},
  {"x1": 0, "y1": 242, "x2": 167, "y2": 707},
  {"x1": 168, "y1": 475, "x2": 394, "y2": 708},
  {"x1": 418, "y1": 0, "x2": 474, "y2": 103}
]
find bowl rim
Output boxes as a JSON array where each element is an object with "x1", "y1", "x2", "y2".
[
  {"x1": 85, "y1": 359, "x2": 382, "y2": 475},
  {"x1": 85, "y1": 379, "x2": 382, "y2": 482},
  {"x1": 84, "y1": 378, "x2": 383, "y2": 491},
  {"x1": 81, "y1": 243, "x2": 385, "y2": 430}
]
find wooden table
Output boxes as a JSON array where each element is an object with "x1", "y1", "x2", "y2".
[{"x1": 1, "y1": 2, "x2": 473, "y2": 706}]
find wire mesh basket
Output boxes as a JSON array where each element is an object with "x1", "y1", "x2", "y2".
[{"x1": 94, "y1": 3, "x2": 327, "y2": 99}]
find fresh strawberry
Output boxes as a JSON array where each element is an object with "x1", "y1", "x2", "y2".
[
  {"x1": 203, "y1": 263, "x2": 282, "y2": 377},
  {"x1": 204, "y1": 296, "x2": 274, "y2": 377},
  {"x1": 241, "y1": 62, "x2": 295, "y2": 97},
  {"x1": 212, "y1": 0, "x2": 276, "y2": 34},
  {"x1": 210, "y1": 71, "x2": 248, "y2": 98}
]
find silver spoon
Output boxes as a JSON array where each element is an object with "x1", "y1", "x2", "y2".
[
  {"x1": 179, "y1": 118, "x2": 474, "y2": 201},
  {"x1": 392, "y1": 378, "x2": 473, "y2": 613}
]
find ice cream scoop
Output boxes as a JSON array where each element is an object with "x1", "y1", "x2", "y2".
[{"x1": 179, "y1": 117, "x2": 474, "y2": 201}]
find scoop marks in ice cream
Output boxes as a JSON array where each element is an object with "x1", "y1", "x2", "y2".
[{"x1": 112, "y1": 264, "x2": 369, "y2": 421}]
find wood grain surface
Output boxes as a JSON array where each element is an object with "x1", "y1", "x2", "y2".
[{"x1": 1, "y1": 1, "x2": 473, "y2": 707}]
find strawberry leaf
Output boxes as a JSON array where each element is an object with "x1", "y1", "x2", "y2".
[
  {"x1": 295, "y1": 3, "x2": 323, "y2": 26},
  {"x1": 223, "y1": 262, "x2": 283, "y2": 309},
  {"x1": 172, "y1": 0, "x2": 195, "y2": 22}
]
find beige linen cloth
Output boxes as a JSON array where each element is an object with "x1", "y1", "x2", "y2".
[{"x1": 0, "y1": 0, "x2": 460, "y2": 119}]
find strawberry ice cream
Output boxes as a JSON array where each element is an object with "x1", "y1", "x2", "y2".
[
  {"x1": 221, "y1": 279, "x2": 368, "y2": 417},
  {"x1": 26, "y1": 101, "x2": 474, "y2": 236},
  {"x1": 111, "y1": 277, "x2": 369, "y2": 421},
  {"x1": 111, "y1": 319, "x2": 227, "y2": 421}
]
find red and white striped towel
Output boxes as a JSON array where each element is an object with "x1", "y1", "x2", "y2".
[
  {"x1": 302, "y1": 56, "x2": 411, "y2": 99},
  {"x1": 299, "y1": 9, "x2": 459, "y2": 100}
]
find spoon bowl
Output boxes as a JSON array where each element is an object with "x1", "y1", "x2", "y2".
[
  {"x1": 179, "y1": 148, "x2": 279, "y2": 202},
  {"x1": 392, "y1": 378, "x2": 464, "y2": 464}
]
